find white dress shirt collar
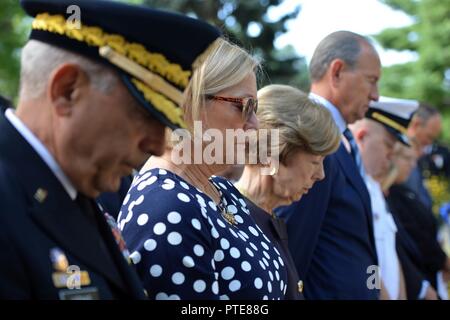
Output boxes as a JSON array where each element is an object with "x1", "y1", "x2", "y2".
[
  {"x1": 309, "y1": 92, "x2": 347, "y2": 133},
  {"x1": 5, "y1": 108, "x2": 77, "y2": 200}
]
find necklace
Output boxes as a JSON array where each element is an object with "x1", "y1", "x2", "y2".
[{"x1": 168, "y1": 161, "x2": 238, "y2": 226}]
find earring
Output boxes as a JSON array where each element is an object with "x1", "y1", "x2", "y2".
[{"x1": 269, "y1": 166, "x2": 277, "y2": 176}]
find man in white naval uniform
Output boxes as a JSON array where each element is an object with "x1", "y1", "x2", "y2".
[{"x1": 350, "y1": 97, "x2": 418, "y2": 299}]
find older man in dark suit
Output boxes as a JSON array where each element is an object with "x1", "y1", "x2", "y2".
[
  {"x1": 276, "y1": 31, "x2": 381, "y2": 299},
  {"x1": 0, "y1": 0, "x2": 220, "y2": 299}
]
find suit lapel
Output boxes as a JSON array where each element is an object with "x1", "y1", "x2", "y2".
[
  {"x1": 335, "y1": 144, "x2": 371, "y2": 209},
  {"x1": 335, "y1": 144, "x2": 373, "y2": 226},
  {"x1": 0, "y1": 113, "x2": 128, "y2": 293}
]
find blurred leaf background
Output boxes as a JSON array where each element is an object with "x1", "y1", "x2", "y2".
[{"x1": 1, "y1": 0, "x2": 449, "y2": 143}]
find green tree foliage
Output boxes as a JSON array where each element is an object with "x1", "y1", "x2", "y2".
[
  {"x1": 0, "y1": 0, "x2": 308, "y2": 99},
  {"x1": 375, "y1": 0, "x2": 450, "y2": 143},
  {"x1": 141, "y1": 0, "x2": 309, "y2": 89},
  {"x1": 0, "y1": 0, "x2": 30, "y2": 100}
]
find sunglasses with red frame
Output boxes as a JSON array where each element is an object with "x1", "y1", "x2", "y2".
[{"x1": 206, "y1": 95, "x2": 258, "y2": 121}]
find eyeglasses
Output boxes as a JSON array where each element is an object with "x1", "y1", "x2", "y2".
[{"x1": 206, "y1": 95, "x2": 258, "y2": 121}]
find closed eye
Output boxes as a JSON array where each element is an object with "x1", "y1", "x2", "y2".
[
  {"x1": 368, "y1": 76, "x2": 378, "y2": 84},
  {"x1": 232, "y1": 103, "x2": 243, "y2": 110}
]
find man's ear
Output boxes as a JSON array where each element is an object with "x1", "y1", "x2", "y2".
[
  {"x1": 407, "y1": 117, "x2": 421, "y2": 137},
  {"x1": 47, "y1": 63, "x2": 87, "y2": 116},
  {"x1": 413, "y1": 117, "x2": 423, "y2": 129},
  {"x1": 329, "y1": 59, "x2": 345, "y2": 87}
]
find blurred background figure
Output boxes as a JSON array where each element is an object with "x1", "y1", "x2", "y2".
[
  {"x1": 386, "y1": 142, "x2": 450, "y2": 299},
  {"x1": 383, "y1": 143, "x2": 438, "y2": 300},
  {"x1": 405, "y1": 104, "x2": 442, "y2": 211},
  {"x1": 420, "y1": 143, "x2": 450, "y2": 179}
]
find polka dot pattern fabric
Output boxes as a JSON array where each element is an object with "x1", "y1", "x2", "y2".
[{"x1": 118, "y1": 169, "x2": 288, "y2": 300}]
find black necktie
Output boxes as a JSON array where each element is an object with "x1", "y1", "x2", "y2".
[
  {"x1": 75, "y1": 193, "x2": 98, "y2": 224},
  {"x1": 75, "y1": 193, "x2": 119, "y2": 275}
]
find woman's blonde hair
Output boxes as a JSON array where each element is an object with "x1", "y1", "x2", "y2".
[
  {"x1": 182, "y1": 37, "x2": 260, "y2": 131},
  {"x1": 257, "y1": 84, "x2": 340, "y2": 164}
]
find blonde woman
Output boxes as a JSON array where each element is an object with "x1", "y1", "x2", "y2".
[
  {"x1": 235, "y1": 84, "x2": 341, "y2": 299},
  {"x1": 118, "y1": 38, "x2": 294, "y2": 300}
]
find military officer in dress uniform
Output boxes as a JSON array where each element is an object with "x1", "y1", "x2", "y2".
[
  {"x1": 0, "y1": 0, "x2": 220, "y2": 299},
  {"x1": 349, "y1": 97, "x2": 418, "y2": 299}
]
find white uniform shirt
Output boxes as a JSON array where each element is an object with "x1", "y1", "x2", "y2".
[{"x1": 365, "y1": 174, "x2": 400, "y2": 299}]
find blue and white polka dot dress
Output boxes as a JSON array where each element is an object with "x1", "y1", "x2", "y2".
[{"x1": 118, "y1": 168, "x2": 288, "y2": 300}]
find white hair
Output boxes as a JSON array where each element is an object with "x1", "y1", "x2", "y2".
[{"x1": 19, "y1": 40, "x2": 118, "y2": 100}]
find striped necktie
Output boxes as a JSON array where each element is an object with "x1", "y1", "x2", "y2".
[{"x1": 343, "y1": 128, "x2": 366, "y2": 178}]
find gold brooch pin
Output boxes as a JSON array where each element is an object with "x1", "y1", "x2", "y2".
[
  {"x1": 221, "y1": 210, "x2": 237, "y2": 226},
  {"x1": 34, "y1": 188, "x2": 48, "y2": 203}
]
